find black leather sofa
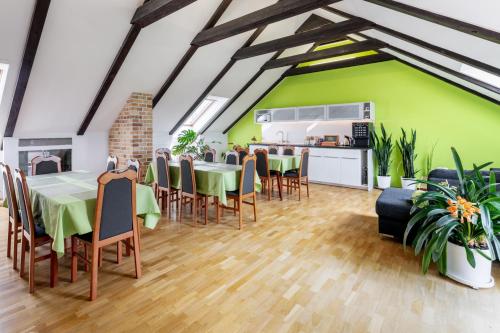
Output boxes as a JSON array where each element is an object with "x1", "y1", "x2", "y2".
[{"x1": 376, "y1": 168, "x2": 500, "y2": 242}]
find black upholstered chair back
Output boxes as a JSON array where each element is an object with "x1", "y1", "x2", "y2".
[
  {"x1": 237, "y1": 149, "x2": 248, "y2": 165},
  {"x1": 1, "y1": 164, "x2": 18, "y2": 221},
  {"x1": 226, "y1": 151, "x2": 239, "y2": 165},
  {"x1": 14, "y1": 170, "x2": 34, "y2": 235},
  {"x1": 300, "y1": 149, "x2": 309, "y2": 177},
  {"x1": 240, "y1": 156, "x2": 256, "y2": 195},
  {"x1": 106, "y1": 155, "x2": 118, "y2": 171},
  {"x1": 268, "y1": 146, "x2": 278, "y2": 155},
  {"x1": 31, "y1": 155, "x2": 61, "y2": 175},
  {"x1": 204, "y1": 149, "x2": 216, "y2": 162},
  {"x1": 156, "y1": 153, "x2": 170, "y2": 189},
  {"x1": 96, "y1": 170, "x2": 136, "y2": 241},
  {"x1": 254, "y1": 149, "x2": 269, "y2": 178},
  {"x1": 180, "y1": 155, "x2": 195, "y2": 195},
  {"x1": 283, "y1": 146, "x2": 295, "y2": 156}
]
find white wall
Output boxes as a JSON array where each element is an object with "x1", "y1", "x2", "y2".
[{"x1": 72, "y1": 132, "x2": 108, "y2": 172}]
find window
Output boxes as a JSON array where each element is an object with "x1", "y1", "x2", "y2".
[
  {"x1": 0, "y1": 63, "x2": 9, "y2": 106},
  {"x1": 460, "y1": 64, "x2": 500, "y2": 89},
  {"x1": 182, "y1": 95, "x2": 228, "y2": 132}
]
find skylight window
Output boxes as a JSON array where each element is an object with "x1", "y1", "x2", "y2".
[
  {"x1": 182, "y1": 95, "x2": 228, "y2": 132},
  {"x1": 460, "y1": 64, "x2": 500, "y2": 88},
  {"x1": 0, "y1": 63, "x2": 9, "y2": 106}
]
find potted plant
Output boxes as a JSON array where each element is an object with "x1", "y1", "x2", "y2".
[
  {"x1": 397, "y1": 128, "x2": 417, "y2": 190},
  {"x1": 404, "y1": 147, "x2": 500, "y2": 289},
  {"x1": 172, "y1": 129, "x2": 211, "y2": 160},
  {"x1": 370, "y1": 123, "x2": 393, "y2": 189}
]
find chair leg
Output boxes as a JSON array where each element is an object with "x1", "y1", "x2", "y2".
[
  {"x1": 84, "y1": 244, "x2": 89, "y2": 272},
  {"x1": 29, "y1": 242, "x2": 35, "y2": 293},
  {"x1": 167, "y1": 191, "x2": 171, "y2": 218},
  {"x1": 13, "y1": 223, "x2": 19, "y2": 270},
  {"x1": 253, "y1": 193, "x2": 257, "y2": 222},
  {"x1": 90, "y1": 246, "x2": 99, "y2": 301},
  {"x1": 117, "y1": 241, "x2": 122, "y2": 264},
  {"x1": 7, "y1": 221, "x2": 12, "y2": 258},
  {"x1": 133, "y1": 228, "x2": 142, "y2": 279},
  {"x1": 238, "y1": 198, "x2": 243, "y2": 230},
  {"x1": 50, "y1": 249, "x2": 58, "y2": 288},
  {"x1": 298, "y1": 178, "x2": 301, "y2": 201},
  {"x1": 204, "y1": 196, "x2": 208, "y2": 225},
  {"x1": 277, "y1": 175, "x2": 283, "y2": 201},
  {"x1": 98, "y1": 248, "x2": 103, "y2": 267},
  {"x1": 215, "y1": 198, "x2": 220, "y2": 224},
  {"x1": 20, "y1": 236, "x2": 26, "y2": 277},
  {"x1": 267, "y1": 178, "x2": 271, "y2": 201},
  {"x1": 71, "y1": 238, "x2": 78, "y2": 282},
  {"x1": 233, "y1": 199, "x2": 236, "y2": 216},
  {"x1": 193, "y1": 198, "x2": 198, "y2": 224},
  {"x1": 306, "y1": 177, "x2": 310, "y2": 197},
  {"x1": 179, "y1": 195, "x2": 183, "y2": 223},
  {"x1": 125, "y1": 238, "x2": 131, "y2": 257}
]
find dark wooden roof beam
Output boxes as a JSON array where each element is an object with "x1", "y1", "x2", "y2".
[{"x1": 131, "y1": 0, "x2": 198, "y2": 28}]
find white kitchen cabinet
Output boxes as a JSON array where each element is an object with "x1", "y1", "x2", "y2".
[
  {"x1": 339, "y1": 157, "x2": 362, "y2": 186},
  {"x1": 308, "y1": 156, "x2": 323, "y2": 182},
  {"x1": 322, "y1": 156, "x2": 341, "y2": 184}
]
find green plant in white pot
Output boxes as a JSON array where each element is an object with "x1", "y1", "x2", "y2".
[
  {"x1": 370, "y1": 123, "x2": 393, "y2": 189},
  {"x1": 397, "y1": 128, "x2": 417, "y2": 190},
  {"x1": 405, "y1": 148, "x2": 500, "y2": 289}
]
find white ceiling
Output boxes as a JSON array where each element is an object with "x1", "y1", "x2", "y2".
[{"x1": 0, "y1": 0, "x2": 498, "y2": 140}]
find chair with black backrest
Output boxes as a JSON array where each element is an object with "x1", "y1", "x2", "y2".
[
  {"x1": 254, "y1": 149, "x2": 282, "y2": 201},
  {"x1": 106, "y1": 155, "x2": 118, "y2": 171},
  {"x1": 14, "y1": 169, "x2": 58, "y2": 293},
  {"x1": 156, "y1": 148, "x2": 171, "y2": 161},
  {"x1": 156, "y1": 151, "x2": 179, "y2": 217},
  {"x1": 71, "y1": 169, "x2": 141, "y2": 301},
  {"x1": 283, "y1": 146, "x2": 295, "y2": 156},
  {"x1": 225, "y1": 151, "x2": 239, "y2": 165},
  {"x1": 127, "y1": 159, "x2": 141, "y2": 182},
  {"x1": 204, "y1": 148, "x2": 216, "y2": 163},
  {"x1": 31, "y1": 155, "x2": 61, "y2": 175},
  {"x1": 179, "y1": 155, "x2": 210, "y2": 225},
  {"x1": 220, "y1": 155, "x2": 257, "y2": 229},
  {"x1": 237, "y1": 147, "x2": 249, "y2": 165},
  {"x1": 1, "y1": 163, "x2": 22, "y2": 270},
  {"x1": 268, "y1": 145, "x2": 279, "y2": 155},
  {"x1": 283, "y1": 149, "x2": 310, "y2": 201}
]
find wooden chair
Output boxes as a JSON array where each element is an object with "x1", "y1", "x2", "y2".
[
  {"x1": 268, "y1": 145, "x2": 279, "y2": 155},
  {"x1": 14, "y1": 169, "x2": 58, "y2": 293},
  {"x1": 155, "y1": 152, "x2": 179, "y2": 218},
  {"x1": 127, "y1": 159, "x2": 141, "y2": 182},
  {"x1": 254, "y1": 149, "x2": 282, "y2": 201},
  {"x1": 1, "y1": 163, "x2": 22, "y2": 270},
  {"x1": 70, "y1": 169, "x2": 141, "y2": 301},
  {"x1": 283, "y1": 149, "x2": 310, "y2": 201},
  {"x1": 220, "y1": 155, "x2": 257, "y2": 229},
  {"x1": 283, "y1": 146, "x2": 295, "y2": 156},
  {"x1": 179, "y1": 155, "x2": 210, "y2": 225},
  {"x1": 106, "y1": 155, "x2": 118, "y2": 171},
  {"x1": 236, "y1": 147, "x2": 249, "y2": 165},
  {"x1": 225, "y1": 151, "x2": 239, "y2": 165},
  {"x1": 31, "y1": 155, "x2": 61, "y2": 175},
  {"x1": 155, "y1": 148, "x2": 171, "y2": 161},
  {"x1": 204, "y1": 148, "x2": 216, "y2": 162}
]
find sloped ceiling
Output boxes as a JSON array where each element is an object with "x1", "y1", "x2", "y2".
[{"x1": 0, "y1": 0, "x2": 499, "y2": 140}]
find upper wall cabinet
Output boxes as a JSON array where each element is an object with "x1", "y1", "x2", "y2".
[{"x1": 255, "y1": 102, "x2": 374, "y2": 124}]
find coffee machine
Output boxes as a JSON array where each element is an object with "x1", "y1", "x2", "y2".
[{"x1": 352, "y1": 122, "x2": 373, "y2": 148}]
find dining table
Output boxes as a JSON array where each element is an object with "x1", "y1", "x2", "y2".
[
  {"x1": 267, "y1": 154, "x2": 302, "y2": 174},
  {"x1": 26, "y1": 171, "x2": 161, "y2": 257},
  {"x1": 144, "y1": 160, "x2": 261, "y2": 206}
]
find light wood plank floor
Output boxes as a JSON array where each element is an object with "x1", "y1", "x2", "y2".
[{"x1": 0, "y1": 184, "x2": 499, "y2": 332}]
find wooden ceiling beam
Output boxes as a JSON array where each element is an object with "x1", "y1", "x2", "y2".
[
  {"x1": 363, "y1": 0, "x2": 500, "y2": 44},
  {"x1": 131, "y1": 0, "x2": 198, "y2": 28},
  {"x1": 263, "y1": 40, "x2": 386, "y2": 69},
  {"x1": 153, "y1": 0, "x2": 233, "y2": 107},
  {"x1": 233, "y1": 18, "x2": 373, "y2": 60},
  {"x1": 4, "y1": 0, "x2": 51, "y2": 138},
  {"x1": 191, "y1": 0, "x2": 340, "y2": 46},
  {"x1": 284, "y1": 53, "x2": 394, "y2": 76}
]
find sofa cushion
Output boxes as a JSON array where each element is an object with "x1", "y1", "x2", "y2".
[{"x1": 376, "y1": 188, "x2": 414, "y2": 221}]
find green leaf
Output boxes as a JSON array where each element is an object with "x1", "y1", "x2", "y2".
[
  {"x1": 451, "y1": 147, "x2": 465, "y2": 195},
  {"x1": 458, "y1": 233, "x2": 476, "y2": 268}
]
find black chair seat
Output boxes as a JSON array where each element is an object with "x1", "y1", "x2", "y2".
[
  {"x1": 226, "y1": 190, "x2": 239, "y2": 197},
  {"x1": 283, "y1": 170, "x2": 299, "y2": 177},
  {"x1": 270, "y1": 170, "x2": 280, "y2": 176},
  {"x1": 34, "y1": 224, "x2": 48, "y2": 237},
  {"x1": 75, "y1": 232, "x2": 94, "y2": 243}
]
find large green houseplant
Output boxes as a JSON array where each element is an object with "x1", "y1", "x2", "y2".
[
  {"x1": 172, "y1": 129, "x2": 210, "y2": 160},
  {"x1": 370, "y1": 123, "x2": 394, "y2": 189},
  {"x1": 397, "y1": 128, "x2": 417, "y2": 189},
  {"x1": 404, "y1": 147, "x2": 500, "y2": 288}
]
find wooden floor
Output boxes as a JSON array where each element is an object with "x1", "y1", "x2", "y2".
[{"x1": 1, "y1": 184, "x2": 499, "y2": 332}]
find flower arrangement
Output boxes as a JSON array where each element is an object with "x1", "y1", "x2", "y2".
[{"x1": 404, "y1": 147, "x2": 500, "y2": 274}]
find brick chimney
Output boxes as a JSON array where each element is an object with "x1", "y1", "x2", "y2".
[{"x1": 108, "y1": 92, "x2": 153, "y2": 180}]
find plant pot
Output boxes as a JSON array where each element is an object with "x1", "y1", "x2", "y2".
[
  {"x1": 401, "y1": 177, "x2": 416, "y2": 190},
  {"x1": 377, "y1": 175, "x2": 392, "y2": 189},
  {"x1": 445, "y1": 241, "x2": 494, "y2": 289}
]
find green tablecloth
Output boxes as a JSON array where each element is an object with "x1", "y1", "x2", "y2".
[
  {"x1": 268, "y1": 155, "x2": 301, "y2": 174},
  {"x1": 26, "y1": 171, "x2": 161, "y2": 256},
  {"x1": 145, "y1": 161, "x2": 261, "y2": 206}
]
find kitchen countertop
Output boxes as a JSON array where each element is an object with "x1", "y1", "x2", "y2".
[{"x1": 248, "y1": 143, "x2": 371, "y2": 150}]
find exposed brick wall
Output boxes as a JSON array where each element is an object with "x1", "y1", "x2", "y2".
[{"x1": 108, "y1": 92, "x2": 153, "y2": 180}]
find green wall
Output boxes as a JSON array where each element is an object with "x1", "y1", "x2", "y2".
[{"x1": 228, "y1": 60, "x2": 500, "y2": 186}]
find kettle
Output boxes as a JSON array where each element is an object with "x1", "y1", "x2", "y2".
[{"x1": 342, "y1": 136, "x2": 352, "y2": 146}]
